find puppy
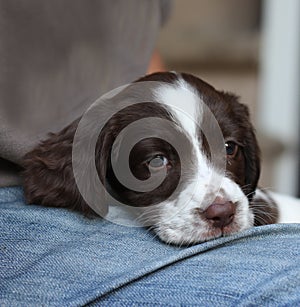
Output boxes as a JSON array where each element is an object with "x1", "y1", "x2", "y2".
[{"x1": 22, "y1": 72, "x2": 278, "y2": 245}]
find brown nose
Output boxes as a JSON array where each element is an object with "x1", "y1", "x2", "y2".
[{"x1": 203, "y1": 199, "x2": 236, "y2": 228}]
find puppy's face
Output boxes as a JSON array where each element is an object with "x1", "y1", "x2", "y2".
[
  {"x1": 95, "y1": 72, "x2": 260, "y2": 245},
  {"x1": 24, "y1": 72, "x2": 276, "y2": 246}
]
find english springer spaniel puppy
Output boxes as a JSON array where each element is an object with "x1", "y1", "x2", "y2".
[{"x1": 22, "y1": 72, "x2": 278, "y2": 245}]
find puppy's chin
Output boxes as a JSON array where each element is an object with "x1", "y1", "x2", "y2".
[
  {"x1": 139, "y1": 177, "x2": 254, "y2": 246},
  {"x1": 154, "y1": 210, "x2": 254, "y2": 246}
]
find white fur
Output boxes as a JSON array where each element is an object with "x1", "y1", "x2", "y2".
[
  {"x1": 271, "y1": 192, "x2": 300, "y2": 223},
  {"x1": 154, "y1": 76, "x2": 201, "y2": 140}
]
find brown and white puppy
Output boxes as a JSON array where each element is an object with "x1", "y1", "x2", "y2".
[{"x1": 22, "y1": 72, "x2": 278, "y2": 245}]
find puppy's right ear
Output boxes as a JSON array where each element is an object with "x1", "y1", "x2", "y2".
[{"x1": 22, "y1": 119, "x2": 107, "y2": 217}]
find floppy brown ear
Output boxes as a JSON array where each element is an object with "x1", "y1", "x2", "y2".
[
  {"x1": 22, "y1": 119, "x2": 99, "y2": 216},
  {"x1": 242, "y1": 126, "x2": 261, "y2": 199},
  {"x1": 225, "y1": 94, "x2": 261, "y2": 200}
]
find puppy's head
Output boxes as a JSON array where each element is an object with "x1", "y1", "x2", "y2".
[
  {"x1": 23, "y1": 72, "x2": 268, "y2": 245},
  {"x1": 92, "y1": 72, "x2": 261, "y2": 244}
]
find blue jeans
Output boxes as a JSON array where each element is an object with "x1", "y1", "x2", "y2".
[{"x1": 1, "y1": 186, "x2": 300, "y2": 306}]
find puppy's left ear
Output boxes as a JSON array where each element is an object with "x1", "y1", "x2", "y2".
[
  {"x1": 228, "y1": 97, "x2": 279, "y2": 224},
  {"x1": 227, "y1": 95, "x2": 261, "y2": 199},
  {"x1": 242, "y1": 124, "x2": 261, "y2": 199}
]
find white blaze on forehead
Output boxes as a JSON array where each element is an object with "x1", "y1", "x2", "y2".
[
  {"x1": 153, "y1": 75, "x2": 213, "y2": 195},
  {"x1": 153, "y1": 77, "x2": 202, "y2": 139}
]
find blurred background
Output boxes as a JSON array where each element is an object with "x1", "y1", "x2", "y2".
[{"x1": 157, "y1": 0, "x2": 300, "y2": 196}]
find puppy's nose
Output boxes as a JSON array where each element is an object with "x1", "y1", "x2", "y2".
[{"x1": 203, "y1": 199, "x2": 236, "y2": 228}]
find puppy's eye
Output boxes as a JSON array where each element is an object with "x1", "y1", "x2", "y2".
[
  {"x1": 225, "y1": 141, "x2": 238, "y2": 157},
  {"x1": 148, "y1": 155, "x2": 169, "y2": 171}
]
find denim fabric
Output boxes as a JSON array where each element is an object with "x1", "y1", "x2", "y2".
[{"x1": 1, "y1": 186, "x2": 300, "y2": 306}]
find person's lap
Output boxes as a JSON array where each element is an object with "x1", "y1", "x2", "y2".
[{"x1": 1, "y1": 186, "x2": 300, "y2": 306}]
